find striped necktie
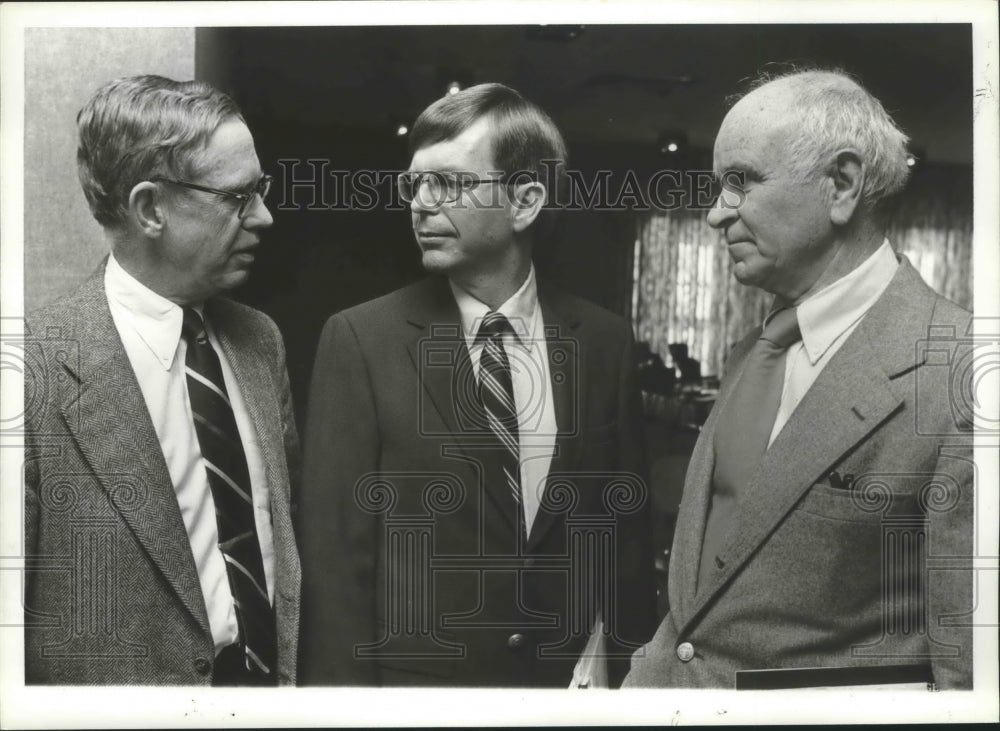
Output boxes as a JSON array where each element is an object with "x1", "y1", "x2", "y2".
[
  {"x1": 476, "y1": 311, "x2": 526, "y2": 539},
  {"x1": 182, "y1": 307, "x2": 276, "y2": 684},
  {"x1": 698, "y1": 307, "x2": 802, "y2": 591}
]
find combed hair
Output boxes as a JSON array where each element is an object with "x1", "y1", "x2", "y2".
[
  {"x1": 409, "y1": 83, "x2": 568, "y2": 216},
  {"x1": 741, "y1": 68, "x2": 911, "y2": 211},
  {"x1": 76, "y1": 75, "x2": 243, "y2": 228}
]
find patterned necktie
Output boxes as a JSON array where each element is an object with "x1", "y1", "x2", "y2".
[
  {"x1": 476, "y1": 312, "x2": 526, "y2": 539},
  {"x1": 698, "y1": 307, "x2": 802, "y2": 591},
  {"x1": 182, "y1": 307, "x2": 276, "y2": 682}
]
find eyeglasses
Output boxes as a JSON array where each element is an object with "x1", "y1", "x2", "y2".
[
  {"x1": 397, "y1": 171, "x2": 509, "y2": 207},
  {"x1": 151, "y1": 173, "x2": 273, "y2": 219}
]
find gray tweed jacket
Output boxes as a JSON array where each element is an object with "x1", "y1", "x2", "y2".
[
  {"x1": 23, "y1": 265, "x2": 301, "y2": 685},
  {"x1": 624, "y1": 256, "x2": 974, "y2": 689}
]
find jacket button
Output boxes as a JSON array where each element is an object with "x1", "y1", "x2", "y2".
[
  {"x1": 194, "y1": 657, "x2": 211, "y2": 675},
  {"x1": 507, "y1": 633, "x2": 525, "y2": 650},
  {"x1": 676, "y1": 642, "x2": 695, "y2": 662}
]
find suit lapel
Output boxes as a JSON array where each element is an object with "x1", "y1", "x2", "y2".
[
  {"x1": 208, "y1": 301, "x2": 283, "y2": 507},
  {"x1": 667, "y1": 334, "x2": 751, "y2": 619},
  {"x1": 58, "y1": 274, "x2": 209, "y2": 634},
  {"x1": 526, "y1": 287, "x2": 582, "y2": 550},
  {"x1": 402, "y1": 278, "x2": 520, "y2": 530},
  {"x1": 683, "y1": 258, "x2": 936, "y2": 624}
]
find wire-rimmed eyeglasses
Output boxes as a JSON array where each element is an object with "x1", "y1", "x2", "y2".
[
  {"x1": 151, "y1": 173, "x2": 273, "y2": 219},
  {"x1": 397, "y1": 171, "x2": 511, "y2": 207}
]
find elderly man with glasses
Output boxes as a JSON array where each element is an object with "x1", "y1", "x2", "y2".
[
  {"x1": 298, "y1": 83, "x2": 657, "y2": 688},
  {"x1": 23, "y1": 75, "x2": 300, "y2": 686}
]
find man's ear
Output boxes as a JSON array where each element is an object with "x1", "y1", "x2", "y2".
[
  {"x1": 828, "y1": 150, "x2": 864, "y2": 226},
  {"x1": 128, "y1": 181, "x2": 167, "y2": 238},
  {"x1": 509, "y1": 181, "x2": 547, "y2": 233}
]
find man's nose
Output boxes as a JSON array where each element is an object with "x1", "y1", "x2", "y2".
[
  {"x1": 706, "y1": 190, "x2": 739, "y2": 229},
  {"x1": 409, "y1": 194, "x2": 427, "y2": 215},
  {"x1": 244, "y1": 195, "x2": 274, "y2": 229},
  {"x1": 409, "y1": 187, "x2": 442, "y2": 215}
]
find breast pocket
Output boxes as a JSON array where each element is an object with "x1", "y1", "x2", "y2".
[{"x1": 795, "y1": 466, "x2": 927, "y2": 524}]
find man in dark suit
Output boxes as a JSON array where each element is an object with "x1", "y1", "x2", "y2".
[
  {"x1": 298, "y1": 83, "x2": 656, "y2": 687},
  {"x1": 23, "y1": 75, "x2": 300, "y2": 685},
  {"x1": 624, "y1": 69, "x2": 973, "y2": 689}
]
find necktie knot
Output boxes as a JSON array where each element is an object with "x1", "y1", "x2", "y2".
[
  {"x1": 476, "y1": 311, "x2": 513, "y2": 341},
  {"x1": 182, "y1": 307, "x2": 209, "y2": 345},
  {"x1": 761, "y1": 307, "x2": 801, "y2": 349}
]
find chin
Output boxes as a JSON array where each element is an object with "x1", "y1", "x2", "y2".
[
  {"x1": 420, "y1": 249, "x2": 458, "y2": 275},
  {"x1": 731, "y1": 258, "x2": 772, "y2": 289},
  {"x1": 217, "y1": 269, "x2": 252, "y2": 292}
]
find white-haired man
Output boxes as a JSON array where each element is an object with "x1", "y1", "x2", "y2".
[{"x1": 624, "y1": 69, "x2": 973, "y2": 689}]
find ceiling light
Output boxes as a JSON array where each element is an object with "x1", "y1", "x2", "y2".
[{"x1": 658, "y1": 131, "x2": 687, "y2": 155}]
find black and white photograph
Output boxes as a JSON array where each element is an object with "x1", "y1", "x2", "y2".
[{"x1": 1, "y1": 0, "x2": 997, "y2": 726}]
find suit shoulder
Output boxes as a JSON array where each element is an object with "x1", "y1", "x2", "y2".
[
  {"x1": 210, "y1": 297, "x2": 280, "y2": 336},
  {"x1": 26, "y1": 275, "x2": 107, "y2": 338},
  {"x1": 334, "y1": 278, "x2": 438, "y2": 327},
  {"x1": 542, "y1": 285, "x2": 632, "y2": 336},
  {"x1": 929, "y1": 291, "x2": 972, "y2": 333}
]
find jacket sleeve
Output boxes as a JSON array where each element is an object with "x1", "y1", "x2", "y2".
[
  {"x1": 297, "y1": 312, "x2": 381, "y2": 685},
  {"x1": 925, "y1": 441, "x2": 974, "y2": 689}
]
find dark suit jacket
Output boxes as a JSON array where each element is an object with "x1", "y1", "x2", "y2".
[
  {"x1": 23, "y1": 267, "x2": 301, "y2": 685},
  {"x1": 298, "y1": 276, "x2": 657, "y2": 687},
  {"x1": 624, "y1": 258, "x2": 974, "y2": 689}
]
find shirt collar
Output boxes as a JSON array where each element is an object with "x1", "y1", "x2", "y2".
[
  {"x1": 787, "y1": 239, "x2": 899, "y2": 365},
  {"x1": 104, "y1": 253, "x2": 187, "y2": 370},
  {"x1": 450, "y1": 265, "x2": 539, "y2": 350}
]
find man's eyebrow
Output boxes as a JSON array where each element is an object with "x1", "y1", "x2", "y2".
[
  {"x1": 411, "y1": 166, "x2": 463, "y2": 174},
  {"x1": 717, "y1": 162, "x2": 759, "y2": 180},
  {"x1": 232, "y1": 172, "x2": 263, "y2": 192}
]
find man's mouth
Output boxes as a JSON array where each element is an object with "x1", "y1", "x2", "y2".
[{"x1": 417, "y1": 231, "x2": 454, "y2": 246}]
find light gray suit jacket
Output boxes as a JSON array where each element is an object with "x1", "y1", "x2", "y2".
[
  {"x1": 624, "y1": 257, "x2": 974, "y2": 689},
  {"x1": 23, "y1": 266, "x2": 301, "y2": 685}
]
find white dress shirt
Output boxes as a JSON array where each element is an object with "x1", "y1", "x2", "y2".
[
  {"x1": 105, "y1": 254, "x2": 275, "y2": 655},
  {"x1": 769, "y1": 240, "x2": 899, "y2": 445},
  {"x1": 450, "y1": 266, "x2": 604, "y2": 688}
]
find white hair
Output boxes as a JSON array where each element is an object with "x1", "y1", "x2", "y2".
[{"x1": 750, "y1": 69, "x2": 911, "y2": 211}]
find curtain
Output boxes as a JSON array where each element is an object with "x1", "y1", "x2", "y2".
[
  {"x1": 888, "y1": 164, "x2": 973, "y2": 310},
  {"x1": 633, "y1": 164, "x2": 973, "y2": 378},
  {"x1": 633, "y1": 208, "x2": 769, "y2": 379}
]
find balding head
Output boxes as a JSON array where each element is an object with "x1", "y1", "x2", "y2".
[
  {"x1": 728, "y1": 70, "x2": 911, "y2": 215},
  {"x1": 707, "y1": 69, "x2": 908, "y2": 301}
]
